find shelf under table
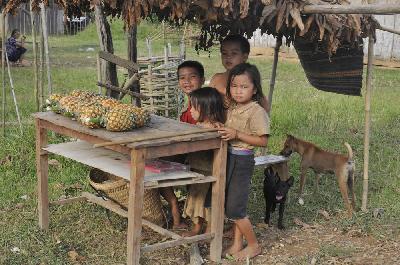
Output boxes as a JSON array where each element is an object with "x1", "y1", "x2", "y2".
[{"x1": 43, "y1": 140, "x2": 216, "y2": 188}]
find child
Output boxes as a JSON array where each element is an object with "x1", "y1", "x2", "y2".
[
  {"x1": 159, "y1": 60, "x2": 205, "y2": 229},
  {"x1": 6, "y1": 29, "x2": 28, "y2": 66},
  {"x1": 210, "y1": 34, "x2": 270, "y2": 112},
  {"x1": 218, "y1": 63, "x2": 270, "y2": 260},
  {"x1": 178, "y1": 60, "x2": 205, "y2": 123},
  {"x1": 182, "y1": 87, "x2": 225, "y2": 236}
]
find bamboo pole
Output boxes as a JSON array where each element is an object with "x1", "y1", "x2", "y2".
[
  {"x1": 39, "y1": 2, "x2": 52, "y2": 95},
  {"x1": 30, "y1": 1, "x2": 39, "y2": 111},
  {"x1": 39, "y1": 19, "x2": 44, "y2": 105},
  {"x1": 5, "y1": 53, "x2": 23, "y2": 134},
  {"x1": 361, "y1": 35, "x2": 374, "y2": 212},
  {"x1": 302, "y1": 4, "x2": 400, "y2": 14},
  {"x1": 377, "y1": 24, "x2": 400, "y2": 36},
  {"x1": 96, "y1": 81, "x2": 149, "y2": 100},
  {"x1": 93, "y1": 127, "x2": 219, "y2": 148},
  {"x1": 267, "y1": 36, "x2": 282, "y2": 115},
  {"x1": 97, "y1": 53, "x2": 102, "y2": 94},
  {"x1": 1, "y1": 12, "x2": 6, "y2": 136}
]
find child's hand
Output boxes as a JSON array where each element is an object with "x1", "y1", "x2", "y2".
[{"x1": 218, "y1": 127, "x2": 237, "y2": 141}]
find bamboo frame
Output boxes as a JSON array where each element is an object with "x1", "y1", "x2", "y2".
[
  {"x1": 30, "y1": 1, "x2": 39, "y2": 111},
  {"x1": 361, "y1": 34, "x2": 374, "y2": 212},
  {"x1": 302, "y1": 4, "x2": 400, "y2": 14},
  {"x1": 267, "y1": 36, "x2": 282, "y2": 115},
  {"x1": 1, "y1": 12, "x2": 5, "y2": 136},
  {"x1": 39, "y1": 2, "x2": 52, "y2": 95}
]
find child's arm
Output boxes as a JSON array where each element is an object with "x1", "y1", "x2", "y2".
[{"x1": 218, "y1": 127, "x2": 268, "y2": 147}]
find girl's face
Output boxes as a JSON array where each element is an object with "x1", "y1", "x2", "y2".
[
  {"x1": 178, "y1": 67, "x2": 204, "y2": 94},
  {"x1": 229, "y1": 73, "x2": 256, "y2": 105},
  {"x1": 14, "y1": 31, "x2": 21, "y2": 38},
  {"x1": 190, "y1": 105, "x2": 201, "y2": 121},
  {"x1": 221, "y1": 42, "x2": 248, "y2": 71}
]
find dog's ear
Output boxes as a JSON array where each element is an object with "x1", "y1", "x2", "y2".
[
  {"x1": 286, "y1": 134, "x2": 293, "y2": 139},
  {"x1": 287, "y1": 176, "x2": 294, "y2": 187}
]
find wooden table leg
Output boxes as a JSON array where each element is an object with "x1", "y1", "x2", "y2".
[
  {"x1": 127, "y1": 149, "x2": 146, "y2": 265},
  {"x1": 210, "y1": 141, "x2": 227, "y2": 262},
  {"x1": 35, "y1": 119, "x2": 49, "y2": 229}
]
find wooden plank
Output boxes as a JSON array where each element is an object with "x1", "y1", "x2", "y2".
[
  {"x1": 96, "y1": 81, "x2": 149, "y2": 100},
  {"x1": 35, "y1": 119, "x2": 49, "y2": 230},
  {"x1": 144, "y1": 138, "x2": 221, "y2": 159},
  {"x1": 145, "y1": 176, "x2": 217, "y2": 189},
  {"x1": 43, "y1": 141, "x2": 204, "y2": 182},
  {"x1": 142, "y1": 220, "x2": 181, "y2": 240},
  {"x1": 50, "y1": 196, "x2": 87, "y2": 205},
  {"x1": 99, "y1": 50, "x2": 138, "y2": 72},
  {"x1": 209, "y1": 141, "x2": 227, "y2": 262},
  {"x1": 127, "y1": 149, "x2": 146, "y2": 265},
  {"x1": 33, "y1": 112, "x2": 219, "y2": 149},
  {"x1": 141, "y1": 233, "x2": 214, "y2": 253},
  {"x1": 254, "y1": 155, "x2": 289, "y2": 167},
  {"x1": 82, "y1": 192, "x2": 181, "y2": 240}
]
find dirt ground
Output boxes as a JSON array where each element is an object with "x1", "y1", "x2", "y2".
[{"x1": 249, "y1": 46, "x2": 400, "y2": 69}]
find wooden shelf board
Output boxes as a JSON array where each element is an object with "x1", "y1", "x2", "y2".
[{"x1": 43, "y1": 141, "x2": 205, "y2": 184}]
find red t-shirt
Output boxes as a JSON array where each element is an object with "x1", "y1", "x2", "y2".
[{"x1": 180, "y1": 100, "x2": 197, "y2": 125}]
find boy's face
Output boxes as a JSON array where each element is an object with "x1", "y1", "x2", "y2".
[
  {"x1": 178, "y1": 67, "x2": 204, "y2": 94},
  {"x1": 221, "y1": 42, "x2": 248, "y2": 71}
]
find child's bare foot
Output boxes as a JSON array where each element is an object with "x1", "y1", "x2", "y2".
[
  {"x1": 233, "y1": 245, "x2": 261, "y2": 261},
  {"x1": 171, "y1": 204, "x2": 187, "y2": 229}
]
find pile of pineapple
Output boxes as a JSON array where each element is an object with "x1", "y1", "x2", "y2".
[{"x1": 45, "y1": 90, "x2": 151, "y2": 132}]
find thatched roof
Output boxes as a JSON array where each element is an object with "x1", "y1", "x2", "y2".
[{"x1": 2, "y1": 0, "x2": 377, "y2": 55}]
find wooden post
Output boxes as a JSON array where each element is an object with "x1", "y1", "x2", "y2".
[
  {"x1": 267, "y1": 36, "x2": 282, "y2": 115},
  {"x1": 164, "y1": 46, "x2": 169, "y2": 117},
  {"x1": 97, "y1": 53, "x2": 102, "y2": 94},
  {"x1": 94, "y1": 4, "x2": 119, "y2": 99},
  {"x1": 35, "y1": 119, "x2": 49, "y2": 229},
  {"x1": 361, "y1": 35, "x2": 374, "y2": 212},
  {"x1": 127, "y1": 149, "x2": 146, "y2": 265},
  {"x1": 1, "y1": 12, "x2": 6, "y2": 136},
  {"x1": 39, "y1": 2, "x2": 52, "y2": 95},
  {"x1": 127, "y1": 25, "x2": 140, "y2": 106},
  {"x1": 30, "y1": 1, "x2": 39, "y2": 111},
  {"x1": 209, "y1": 141, "x2": 227, "y2": 262},
  {"x1": 39, "y1": 20, "x2": 44, "y2": 105}
]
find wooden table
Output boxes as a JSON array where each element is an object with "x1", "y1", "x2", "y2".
[{"x1": 34, "y1": 112, "x2": 227, "y2": 265}]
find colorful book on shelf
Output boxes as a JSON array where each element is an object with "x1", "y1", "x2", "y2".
[{"x1": 144, "y1": 159, "x2": 189, "y2": 173}]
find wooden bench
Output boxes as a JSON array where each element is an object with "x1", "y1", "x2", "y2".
[{"x1": 254, "y1": 154, "x2": 290, "y2": 181}]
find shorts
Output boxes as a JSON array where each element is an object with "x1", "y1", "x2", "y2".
[
  {"x1": 8, "y1": 47, "x2": 27, "y2": 62},
  {"x1": 225, "y1": 151, "x2": 255, "y2": 220}
]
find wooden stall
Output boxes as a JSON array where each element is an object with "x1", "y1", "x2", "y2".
[{"x1": 34, "y1": 111, "x2": 227, "y2": 265}]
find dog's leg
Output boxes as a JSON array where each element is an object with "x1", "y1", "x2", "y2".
[
  {"x1": 348, "y1": 170, "x2": 356, "y2": 210},
  {"x1": 337, "y1": 172, "x2": 353, "y2": 217},
  {"x1": 264, "y1": 199, "x2": 272, "y2": 225},
  {"x1": 277, "y1": 203, "x2": 285, "y2": 230},
  {"x1": 298, "y1": 166, "x2": 307, "y2": 205}
]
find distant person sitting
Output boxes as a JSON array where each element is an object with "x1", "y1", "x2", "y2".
[{"x1": 6, "y1": 29, "x2": 28, "y2": 66}]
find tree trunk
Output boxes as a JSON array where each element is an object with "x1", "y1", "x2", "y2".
[
  {"x1": 94, "y1": 4, "x2": 119, "y2": 98},
  {"x1": 127, "y1": 25, "x2": 141, "y2": 106}
]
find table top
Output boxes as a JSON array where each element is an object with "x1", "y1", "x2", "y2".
[{"x1": 33, "y1": 112, "x2": 220, "y2": 149}]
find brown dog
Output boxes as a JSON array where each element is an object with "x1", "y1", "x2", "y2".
[{"x1": 280, "y1": 135, "x2": 355, "y2": 216}]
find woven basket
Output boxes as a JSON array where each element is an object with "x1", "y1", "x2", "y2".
[
  {"x1": 294, "y1": 37, "x2": 363, "y2": 96},
  {"x1": 88, "y1": 168, "x2": 165, "y2": 226}
]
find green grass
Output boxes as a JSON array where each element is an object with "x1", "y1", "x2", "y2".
[{"x1": 1, "y1": 19, "x2": 399, "y2": 264}]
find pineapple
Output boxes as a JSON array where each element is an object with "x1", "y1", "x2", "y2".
[
  {"x1": 58, "y1": 95, "x2": 81, "y2": 117},
  {"x1": 95, "y1": 96, "x2": 121, "y2": 110},
  {"x1": 78, "y1": 103, "x2": 106, "y2": 129},
  {"x1": 104, "y1": 108, "x2": 136, "y2": 131},
  {"x1": 70, "y1": 90, "x2": 96, "y2": 101},
  {"x1": 114, "y1": 104, "x2": 151, "y2": 128},
  {"x1": 45, "y1": 93, "x2": 64, "y2": 113}
]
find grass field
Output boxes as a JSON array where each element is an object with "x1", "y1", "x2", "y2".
[{"x1": 0, "y1": 19, "x2": 399, "y2": 264}]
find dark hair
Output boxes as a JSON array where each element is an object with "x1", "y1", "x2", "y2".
[
  {"x1": 221, "y1": 34, "x2": 250, "y2": 54},
  {"x1": 177, "y1": 60, "x2": 205, "y2": 79},
  {"x1": 11, "y1": 29, "x2": 20, "y2": 37},
  {"x1": 226, "y1": 63, "x2": 265, "y2": 105},
  {"x1": 190, "y1": 87, "x2": 226, "y2": 124}
]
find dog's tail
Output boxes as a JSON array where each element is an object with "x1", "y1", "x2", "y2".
[{"x1": 344, "y1": 142, "x2": 353, "y2": 161}]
